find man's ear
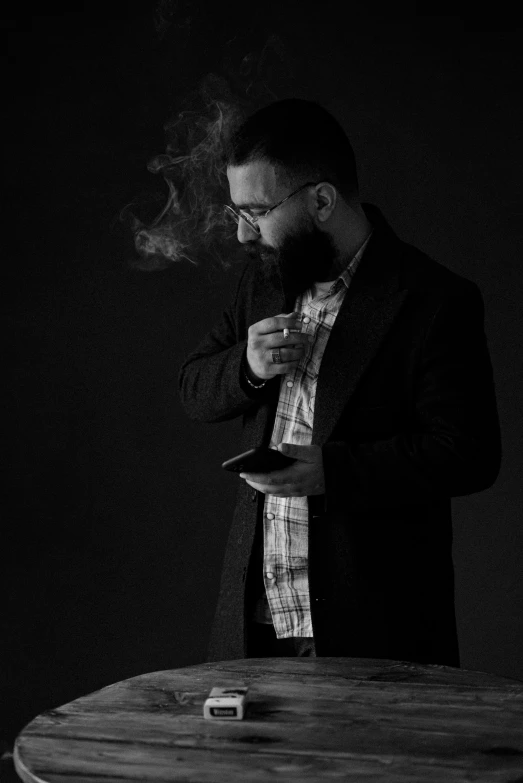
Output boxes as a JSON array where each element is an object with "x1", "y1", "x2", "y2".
[{"x1": 313, "y1": 182, "x2": 337, "y2": 222}]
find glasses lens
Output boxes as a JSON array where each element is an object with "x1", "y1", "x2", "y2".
[
  {"x1": 224, "y1": 206, "x2": 260, "y2": 234},
  {"x1": 224, "y1": 205, "x2": 239, "y2": 224}
]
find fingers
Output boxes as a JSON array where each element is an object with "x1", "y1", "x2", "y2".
[
  {"x1": 246, "y1": 311, "x2": 311, "y2": 379},
  {"x1": 265, "y1": 331, "x2": 310, "y2": 349},
  {"x1": 270, "y1": 346, "x2": 306, "y2": 366},
  {"x1": 256, "y1": 313, "x2": 303, "y2": 336}
]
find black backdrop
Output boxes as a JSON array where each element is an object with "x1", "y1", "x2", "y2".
[{"x1": 3, "y1": 5, "x2": 523, "y2": 742}]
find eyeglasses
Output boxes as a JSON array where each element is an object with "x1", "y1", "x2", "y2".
[{"x1": 224, "y1": 181, "x2": 318, "y2": 235}]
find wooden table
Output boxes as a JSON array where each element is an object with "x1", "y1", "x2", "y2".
[{"x1": 13, "y1": 657, "x2": 523, "y2": 782}]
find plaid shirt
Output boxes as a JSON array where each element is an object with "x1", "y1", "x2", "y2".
[{"x1": 257, "y1": 236, "x2": 371, "y2": 638}]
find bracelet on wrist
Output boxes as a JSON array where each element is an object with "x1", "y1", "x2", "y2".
[
  {"x1": 244, "y1": 371, "x2": 267, "y2": 389},
  {"x1": 242, "y1": 358, "x2": 267, "y2": 389}
]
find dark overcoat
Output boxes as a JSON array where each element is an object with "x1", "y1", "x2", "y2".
[{"x1": 179, "y1": 205, "x2": 501, "y2": 666}]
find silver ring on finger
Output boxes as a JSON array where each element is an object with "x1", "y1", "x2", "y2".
[{"x1": 272, "y1": 348, "x2": 282, "y2": 364}]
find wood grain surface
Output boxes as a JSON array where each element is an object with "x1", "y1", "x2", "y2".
[{"x1": 13, "y1": 657, "x2": 523, "y2": 782}]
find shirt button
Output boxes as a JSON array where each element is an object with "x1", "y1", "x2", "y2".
[
  {"x1": 266, "y1": 512, "x2": 275, "y2": 520},
  {"x1": 286, "y1": 381, "x2": 294, "y2": 388},
  {"x1": 302, "y1": 316, "x2": 311, "y2": 324},
  {"x1": 265, "y1": 572, "x2": 275, "y2": 580}
]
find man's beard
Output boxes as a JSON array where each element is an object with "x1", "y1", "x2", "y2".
[{"x1": 244, "y1": 219, "x2": 338, "y2": 302}]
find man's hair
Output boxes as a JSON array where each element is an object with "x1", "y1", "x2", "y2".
[{"x1": 225, "y1": 98, "x2": 359, "y2": 203}]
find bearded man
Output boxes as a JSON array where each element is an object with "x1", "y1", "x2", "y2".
[{"x1": 179, "y1": 98, "x2": 501, "y2": 664}]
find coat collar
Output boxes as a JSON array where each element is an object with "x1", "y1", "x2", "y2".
[
  {"x1": 311, "y1": 204, "x2": 408, "y2": 445},
  {"x1": 348, "y1": 203, "x2": 405, "y2": 299}
]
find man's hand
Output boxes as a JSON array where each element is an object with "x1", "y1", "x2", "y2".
[
  {"x1": 240, "y1": 443, "x2": 325, "y2": 497},
  {"x1": 246, "y1": 312, "x2": 311, "y2": 381}
]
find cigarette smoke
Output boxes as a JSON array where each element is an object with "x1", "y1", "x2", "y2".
[
  {"x1": 122, "y1": 78, "x2": 241, "y2": 271},
  {"x1": 122, "y1": 30, "x2": 299, "y2": 271}
]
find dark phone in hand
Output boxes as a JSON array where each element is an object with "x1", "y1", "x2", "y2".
[{"x1": 222, "y1": 447, "x2": 296, "y2": 473}]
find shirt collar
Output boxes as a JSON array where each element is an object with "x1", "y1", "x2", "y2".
[{"x1": 330, "y1": 230, "x2": 374, "y2": 294}]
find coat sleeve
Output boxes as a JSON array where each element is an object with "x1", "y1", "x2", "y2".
[
  {"x1": 178, "y1": 265, "x2": 277, "y2": 423},
  {"x1": 322, "y1": 283, "x2": 502, "y2": 511}
]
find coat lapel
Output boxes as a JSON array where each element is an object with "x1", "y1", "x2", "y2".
[{"x1": 312, "y1": 216, "x2": 408, "y2": 447}]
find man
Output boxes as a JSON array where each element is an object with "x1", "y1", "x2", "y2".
[{"x1": 179, "y1": 99, "x2": 501, "y2": 665}]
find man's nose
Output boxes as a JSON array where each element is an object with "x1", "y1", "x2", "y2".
[{"x1": 237, "y1": 217, "x2": 259, "y2": 243}]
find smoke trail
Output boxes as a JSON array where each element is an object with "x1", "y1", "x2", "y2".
[
  {"x1": 121, "y1": 80, "x2": 242, "y2": 271},
  {"x1": 123, "y1": 32, "x2": 300, "y2": 271}
]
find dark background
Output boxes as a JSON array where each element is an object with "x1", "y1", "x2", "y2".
[{"x1": 3, "y1": 3, "x2": 522, "y2": 744}]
